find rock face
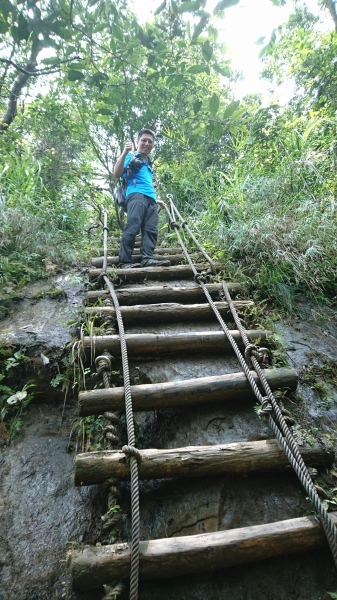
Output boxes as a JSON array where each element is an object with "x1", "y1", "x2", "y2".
[
  {"x1": 0, "y1": 273, "x2": 86, "y2": 400},
  {"x1": 1, "y1": 272, "x2": 337, "y2": 600},
  {"x1": 0, "y1": 272, "x2": 104, "y2": 600}
]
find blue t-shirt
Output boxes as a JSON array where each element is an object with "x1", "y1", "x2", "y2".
[{"x1": 123, "y1": 152, "x2": 156, "y2": 202}]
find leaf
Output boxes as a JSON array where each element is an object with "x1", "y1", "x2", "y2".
[
  {"x1": 213, "y1": 0, "x2": 239, "y2": 14},
  {"x1": 193, "y1": 99, "x2": 202, "y2": 115},
  {"x1": 154, "y1": 0, "x2": 166, "y2": 15},
  {"x1": 112, "y1": 24, "x2": 124, "y2": 42},
  {"x1": 202, "y1": 40, "x2": 212, "y2": 62},
  {"x1": 148, "y1": 53, "x2": 155, "y2": 67},
  {"x1": 10, "y1": 24, "x2": 20, "y2": 44},
  {"x1": 223, "y1": 100, "x2": 240, "y2": 118},
  {"x1": 6, "y1": 390, "x2": 27, "y2": 405},
  {"x1": 178, "y1": 1, "x2": 202, "y2": 14},
  {"x1": 303, "y1": 118, "x2": 323, "y2": 141},
  {"x1": 230, "y1": 107, "x2": 246, "y2": 120},
  {"x1": 67, "y1": 70, "x2": 85, "y2": 81},
  {"x1": 213, "y1": 64, "x2": 230, "y2": 77},
  {"x1": 0, "y1": 19, "x2": 9, "y2": 33},
  {"x1": 41, "y1": 56, "x2": 60, "y2": 65},
  {"x1": 209, "y1": 93, "x2": 220, "y2": 116},
  {"x1": 110, "y1": 37, "x2": 116, "y2": 52},
  {"x1": 186, "y1": 20, "x2": 191, "y2": 42},
  {"x1": 170, "y1": 74, "x2": 184, "y2": 87},
  {"x1": 258, "y1": 29, "x2": 276, "y2": 59},
  {"x1": 97, "y1": 107, "x2": 113, "y2": 115},
  {"x1": 191, "y1": 15, "x2": 208, "y2": 42},
  {"x1": 213, "y1": 122, "x2": 223, "y2": 141},
  {"x1": 255, "y1": 36, "x2": 266, "y2": 45},
  {"x1": 17, "y1": 13, "x2": 29, "y2": 41},
  {"x1": 187, "y1": 64, "x2": 206, "y2": 74},
  {"x1": 0, "y1": 0, "x2": 13, "y2": 20}
]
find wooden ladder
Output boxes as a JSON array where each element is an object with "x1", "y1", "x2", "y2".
[{"x1": 71, "y1": 240, "x2": 334, "y2": 593}]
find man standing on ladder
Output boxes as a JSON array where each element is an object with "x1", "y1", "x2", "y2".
[{"x1": 114, "y1": 128, "x2": 171, "y2": 269}]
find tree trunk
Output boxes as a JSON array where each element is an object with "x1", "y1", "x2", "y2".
[{"x1": 0, "y1": 48, "x2": 40, "y2": 132}]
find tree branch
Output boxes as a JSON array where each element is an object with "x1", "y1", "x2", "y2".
[
  {"x1": 0, "y1": 48, "x2": 40, "y2": 132},
  {"x1": 0, "y1": 56, "x2": 82, "y2": 77}
]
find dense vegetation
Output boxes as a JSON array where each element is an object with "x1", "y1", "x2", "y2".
[{"x1": 0, "y1": 0, "x2": 337, "y2": 314}]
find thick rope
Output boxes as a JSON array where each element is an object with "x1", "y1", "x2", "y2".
[
  {"x1": 101, "y1": 211, "x2": 140, "y2": 599},
  {"x1": 166, "y1": 195, "x2": 337, "y2": 567},
  {"x1": 104, "y1": 275, "x2": 141, "y2": 600},
  {"x1": 166, "y1": 194, "x2": 217, "y2": 273}
]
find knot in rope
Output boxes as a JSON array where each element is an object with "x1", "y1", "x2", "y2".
[
  {"x1": 97, "y1": 271, "x2": 108, "y2": 286},
  {"x1": 244, "y1": 343, "x2": 264, "y2": 365},
  {"x1": 181, "y1": 220, "x2": 188, "y2": 227},
  {"x1": 122, "y1": 444, "x2": 142, "y2": 464},
  {"x1": 103, "y1": 582, "x2": 125, "y2": 600},
  {"x1": 104, "y1": 411, "x2": 121, "y2": 425},
  {"x1": 257, "y1": 396, "x2": 273, "y2": 417},
  {"x1": 195, "y1": 273, "x2": 206, "y2": 284},
  {"x1": 103, "y1": 225, "x2": 109, "y2": 232},
  {"x1": 169, "y1": 220, "x2": 180, "y2": 230},
  {"x1": 95, "y1": 354, "x2": 112, "y2": 374},
  {"x1": 166, "y1": 193, "x2": 173, "y2": 201}
]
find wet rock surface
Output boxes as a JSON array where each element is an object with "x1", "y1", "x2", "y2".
[
  {"x1": 1, "y1": 274, "x2": 337, "y2": 599},
  {"x1": 0, "y1": 402, "x2": 105, "y2": 600},
  {"x1": 0, "y1": 273, "x2": 86, "y2": 400}
]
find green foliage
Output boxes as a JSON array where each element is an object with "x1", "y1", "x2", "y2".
[{"x1": 0, "y1": 350, "x2": 36, "y2": 440}]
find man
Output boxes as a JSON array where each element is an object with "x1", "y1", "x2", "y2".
[{"x1": 114, "y1": 128, "x2": 171, "y2": 269}]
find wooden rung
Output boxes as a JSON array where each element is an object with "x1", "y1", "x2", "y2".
[
  {"x1": 85, "y1": 301, "x2": 253, "y2": 325},
  {"x1": 89, "y1": 263, "x2": 220, "y2": 282},
  {"x1": 95, "y1": 247, "x2": 184, "y2": 256},
  {"x1": 91, "y1": 254, "x2": 187, "y2": 267},
  {"x1": 74, "y1": 439, "x2": 334, "y2": 486},
  {"x1": 86, "y1": 283, "x2": 241, "y2": 305},
  {"x1": 79, "y1": 367, "x2": 298, "y2": 416},
  {"x1": 81, "y1": 328, "x2": 266, "y2": 356},
  {"x1": 71, "y1": 512, "x2": 337, "y2": 590}
]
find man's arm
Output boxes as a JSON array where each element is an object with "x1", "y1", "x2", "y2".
[{"x1": 114, "y1": 139, "x2": 133, "y2": 178}]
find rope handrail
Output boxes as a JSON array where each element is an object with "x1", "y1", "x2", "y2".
[
  {"x1": 101, "y1": 210, "x2": 141, "y2": 600},
  {"x1": 165, "y1": 193, "x2": 337, "y2": 568},
  {"x1": 166, "y1": 194, "x2": 217, "y2": 273}
]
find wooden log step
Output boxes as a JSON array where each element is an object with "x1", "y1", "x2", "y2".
[
  {"x1": 86, "y1": 283, "x2": 241, "y2": 305},
  {"x1": 85, "y1": 301, "x2": 253, "y2": 325},
  {"x1": 71, "y1": 512, "x2": 337, "y2": 590},
  {"x1": 91, "y1": 254, "x2": 187, "y2": 267},
  {"x1": 89, "y1": 263, "x2": 219, "y2": 282},
  {"x1": 79, "y1": 367, "x2": 298, "y2": 416},
  {"x1": 96, "y1": 247, "x2": 183, "y2": 256},
  {"x1": 81, "y1": 328, "x2": 266, "y2": 357},
  {"x1": 74, "y1": 439, "x2": 334, "y2": 486}
]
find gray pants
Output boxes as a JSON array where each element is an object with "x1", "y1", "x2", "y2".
[{"x1": 119, "y1": 193, "x2": 158, "y2": 265}]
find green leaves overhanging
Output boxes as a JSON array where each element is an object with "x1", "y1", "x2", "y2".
[{"x1": 209, "y1": 92, "x2": 220, "y2": 116}]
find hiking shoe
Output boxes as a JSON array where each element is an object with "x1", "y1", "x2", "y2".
[
  {"x1": 119, "y1": 263, "x2": 141, "y2": 269},
  {"x1": 140, "y1": 258, "x2": 171, "y2": 267}
]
